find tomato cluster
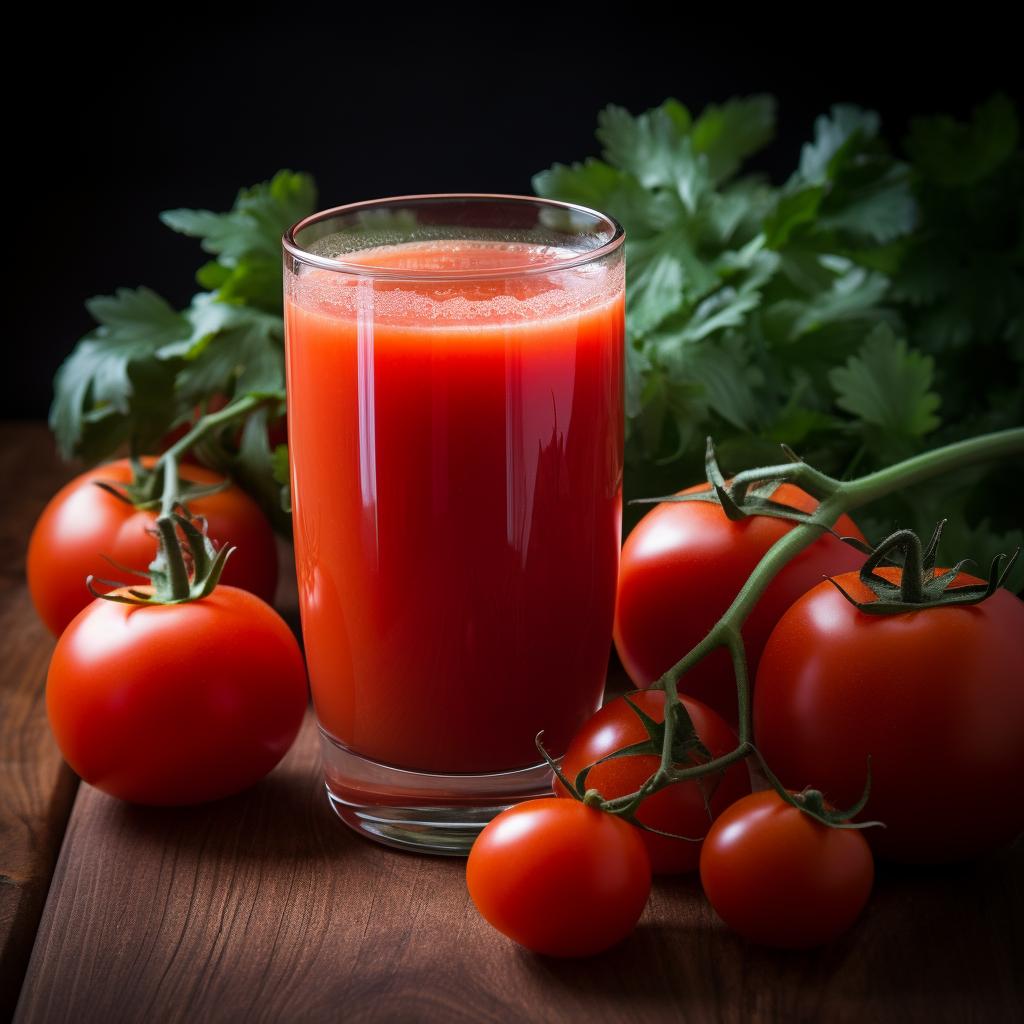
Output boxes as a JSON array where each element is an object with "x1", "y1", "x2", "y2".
[
  {"x1": 467, "y1": 479, "x2": 1024, "y2": 958},
  {"x1": 31, "y1": 456, "x2": 306, "y2": 807},
  {"x1": 613, "y1": 482, "x2": 866, "y2": 724}
]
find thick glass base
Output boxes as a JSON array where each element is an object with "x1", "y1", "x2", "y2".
[{"x1": 320, "y1": 728, "x2": 556, "y2": 855}]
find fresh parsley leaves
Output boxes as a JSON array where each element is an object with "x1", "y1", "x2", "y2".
[
  {"x1": 535, "y1": 94, "x2": 1023, "y2": 588},
  {"x1": 51, "y1": 171, "x2": 315, "y2": 526}
]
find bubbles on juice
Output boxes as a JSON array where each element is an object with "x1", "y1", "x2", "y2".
[
  {"x1": 290, "y1": 237, "x2": 624, "y2": 327},
  {"x1": 307, "y1": 223, "x2": 588, "y2": 264}
]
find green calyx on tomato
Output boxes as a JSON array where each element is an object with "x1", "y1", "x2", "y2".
[
  {"x1": 635, "y1": 437, "x2": 844, "y2": 529},
  {"x1": 751, "y1": 746, "x2": 882, "y2": 833},
  {"x1": 536, "y1": 688, "x2": 745, "y2": 823},
  {"x1": 88, "y1": 506, "x2": 233, "y2": 607},
  {"x1": 829, "y1": 519, "x2": 1020, "y2": 614},
  {"x1": 92, "y1": 454, "x2": 229, "y2": 512},
  {"x1": 551, "y1": 691, "x2": 751, "y2": 874},
  {"x1": 548, "y1": 693, "x2": 713, "y2": 810}
]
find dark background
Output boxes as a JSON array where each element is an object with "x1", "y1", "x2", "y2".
[{"x1": 10, "y1": 24, "x2": 1022, "y2": 420}]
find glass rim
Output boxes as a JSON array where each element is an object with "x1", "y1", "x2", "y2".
[{"x1": 282, "y1": 193, "x2": 625, "y2": 282}]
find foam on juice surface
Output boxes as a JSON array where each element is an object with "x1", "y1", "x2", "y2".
[{"x1": 288, "y1": 238, "x2": 624, "y2": 328}]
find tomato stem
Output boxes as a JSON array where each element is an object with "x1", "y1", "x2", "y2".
[{"x1": 157, "y1": 392, "x2": 280, "y2": 475}]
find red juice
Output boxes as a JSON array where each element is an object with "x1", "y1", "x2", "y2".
[{"x1": 285, "y1": 239, "x2": 624, "y2": 773}]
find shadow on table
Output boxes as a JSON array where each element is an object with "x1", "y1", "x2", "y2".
[
  {"x1": 516, "y1": 845, "x2": 1023, "y2": 1014},
  {"x1": 94, "y1": 763, "x2": 359, "y2": 865}
]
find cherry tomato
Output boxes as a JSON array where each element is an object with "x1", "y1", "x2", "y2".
[
  {"x1": 467, "y1": 798, "x2": 651, "y2": 957},
  {"x1": 700, "y1": 789, "x2": 874, "y2": 949},
  {"x1": 555, "y1": 691, "x2": 750, "y2": 873},
  {"x1": 614, "y1": 482, "x2": 866, "y2": 723},
  {"x1": 754, "y1": 567, "x2": 1024, "y2": 863},
  {"x1": 28, "y1": 457, "x2": 278, "y2": 635},
  {"x1": 46, "y1": 585, "x2": 308, "y2": 805}
]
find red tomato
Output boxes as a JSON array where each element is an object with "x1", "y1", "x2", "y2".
[
  {"x1": 46, "y1": 585, "x2": 308, "y2": 805},
  {"x1": 754, "y1": 568, "x2": 1024, "y2": 863},
  {"x1": 700, "y1": 789, "x2": 874, "y2": 949},
  {"x1": 27, "y1": 458, "x2": 278, "y2": 635},
  {"x1": 555, "y1": 691, "x2": 750, "y2": 873},
  {"x1": 614, "y1": 482, "x2": 866, "y2": 723},
  {"x1": 467, "y1": 799, "x2": 651, "y2": 957}
]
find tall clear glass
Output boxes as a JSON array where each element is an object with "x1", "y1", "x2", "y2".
[{"x1": 283, "y1": 195, "x2": 625, "y2": 853}]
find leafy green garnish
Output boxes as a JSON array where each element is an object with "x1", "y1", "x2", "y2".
[
  {"x1": 51, "y1": 171, "x2": 314, "y2": 525},
  {"x1": 829, "y1": 323, "x2": 941, "y2": 449},
  {"x1": 535, "y1": 93, "x2": 1023, "y2": 589},
  {"x1": 50, "y1": 288, "x2": 187, "y2": 461}
]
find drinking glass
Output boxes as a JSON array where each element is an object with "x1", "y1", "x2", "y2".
[{"x1": 283, "y1": 195, "x2": 625, "y2": 853}]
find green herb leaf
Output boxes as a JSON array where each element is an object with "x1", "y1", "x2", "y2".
[
  {"x1": 798, "y1": 105, "x2": 880, "y2": 184},
  {"x1": 691, "y1": 95, "x2": 776, "y2": 185},
  {"x1": 161, "y1": 170, "x2": 317, "y2": 266},
  {"x1": 907, "y1": 94, "x2": 1019, "y2": 186},
  {"x1": 829, "y1": 323, "x2": 941, "y2": 439},
  {"x1": 227, "y1": 404, "x2": 290, "y2": 533},
  {"x1": 50, "y1": 287, "x2": 188, "y2": 457},
  {"x1": 172, "y1": 296, "x2": 285, "y2": 403},
  {"x1": 596, "y1": 99, "x2": 695, "y2": 194},
  {"x1": 532, "y1": 159, "x2": 670, "y2": 235}
]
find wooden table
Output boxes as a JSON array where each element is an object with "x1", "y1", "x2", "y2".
[{"x1": 2, "y1": 422, "x2": 1022, "y2": 1023}]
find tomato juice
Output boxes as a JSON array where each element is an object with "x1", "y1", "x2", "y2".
[{"x1": 285, "y1": 237, "x2": 624, "y2": 775}]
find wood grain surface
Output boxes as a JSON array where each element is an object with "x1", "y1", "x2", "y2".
[
  {"x1": 13, "y1": 706, "x2": 1024, "y2": 1024},
  {"x1": 0, "y1": 425, "x2": 79, "y2": 1021},
  {"x1": 5, "y1": 423, "x2": 1024, "y2": 1023}
]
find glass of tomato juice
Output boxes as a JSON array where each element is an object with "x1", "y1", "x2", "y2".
[{"x1": 283, "y1": 195, "x2": 625, "y2": 853}]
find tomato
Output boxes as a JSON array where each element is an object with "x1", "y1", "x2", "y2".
[
  {"x1": 754, "y1": 568, "x2": 1024, "y2": 863},
  {"x1": 699, "y1": 789, "x2": 874, "y2": 949},
  {"x1": 46, "y1": 585, "x2": 308, "y2": 805},
  {"x1": 27, "y1": 458, "x2": 278, "y2": 635},
  {"x1": 466, "y1": 798, "x2": 651, "y2": 957},
  {"x1": 555, "y1": 691, "x2": 750, "y2": 873},
  {"x1": 614, "y1": 482, "x2": 866, "y2": 723}
]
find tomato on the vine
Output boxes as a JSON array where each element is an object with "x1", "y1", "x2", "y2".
[
  {"x1": 754, "y1": 567, "x2": 1024, "y2": 863},
  {"x1": 46, "y1": 584, "x2": 308, "y2": 805},
  {"x1": 555, "y1": 691, "x2": 750, "y2": 873},
  {"x1": 614, "y1": 482, "x2": 866, "y2": 723},
  {"x1": 700, "y1": 789, "x2": 874, "y2": 949},
  {"x1": 27, "y1": 458, "x2": 278, "y2": 635},
  {"x1": 467, "y1": 798, "x2": 651, "y2": 957}
]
